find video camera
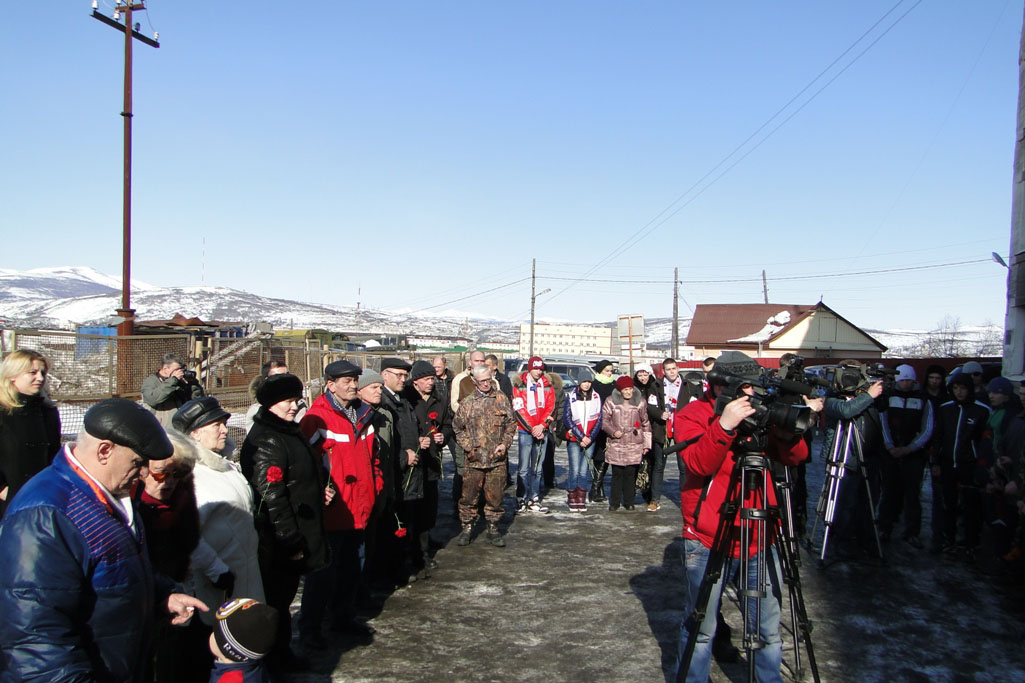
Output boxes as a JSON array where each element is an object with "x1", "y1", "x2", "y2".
[
  {"x1": 707, "y1": 352, "x2": 816, "y2": 438},
  {"x1": 820, "y1": 361, "x2": 896, "y2": 396}
]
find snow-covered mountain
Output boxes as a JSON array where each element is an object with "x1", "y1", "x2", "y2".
[{"x1": 0, "y1": 267, "x2": 1000, "y2": 356}]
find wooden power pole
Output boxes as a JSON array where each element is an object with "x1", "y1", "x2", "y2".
[
  {"x1": 1004, "y1": 4, "x2": 1025, "y2": 379},
  {"x1": 92, "y1": 1, "x2": 159, "y2": 338},
  {"x1": 762, "y1": 270, "x2": 769, "y2": 304}
]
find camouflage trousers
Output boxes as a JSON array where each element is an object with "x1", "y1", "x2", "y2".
[{"x1": 459, "y1": 464, "x2": 507, "y2": 524}]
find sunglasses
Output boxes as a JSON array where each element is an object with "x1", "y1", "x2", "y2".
[{"x1": 149, "y1": 468, "x2": 189, "y2": 482}]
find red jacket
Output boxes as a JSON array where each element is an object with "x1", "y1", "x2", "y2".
[
  {"x1": 511, "y1": 372, "x2": 556, "y2": 433},
  {"x1": 300, "y1": 394, "x2": 382, "y2": 531},
  {"x1": 673, "y1": 391, "x2": 808, "y2": 558}
]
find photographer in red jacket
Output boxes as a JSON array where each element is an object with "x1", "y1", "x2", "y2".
[{"x1": 672, "y1": 354, "x2": 808, "y2": 683}]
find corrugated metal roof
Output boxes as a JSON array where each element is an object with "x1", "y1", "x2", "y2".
[{"x1": 686, "y1": 304, "x2": 815, "y2": 346}]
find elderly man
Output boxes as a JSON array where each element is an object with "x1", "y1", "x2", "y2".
[
  {"x1": 298, "y1": 360, "x2": 380, "y2": 646},
  {"x1": 447, "y1": 350, "x2": 488, "y2": 508},
  {"x1": 0, "y1": 399, "x2": 207, "y2": 681},
  {"x1": 141, "y1": 352, "x2": 205, "y2": 428},
  {"x1": 453, "y1": 364, "x2": 516, "y2": 547}
]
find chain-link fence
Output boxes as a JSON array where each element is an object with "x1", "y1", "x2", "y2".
[{"x1": 3, "y1": 328, "x2": 475, "y2": 445}]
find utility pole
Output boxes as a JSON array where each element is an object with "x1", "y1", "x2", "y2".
[
  {"x1": 529, "y1": 259, "x2": 536, "y2": 357},
  {"x1": 671, "y1": 267, "x2": 679, "y2": 360},
  {"x1": 762, "y1": 269, "x2": 769, "y2": 304},
  {"x1": 92, "y1": 0, "x2": 159, "y2": 338},
  {"x1": 1004, "y1": 3, "x2": 1025, "y2": 378}
]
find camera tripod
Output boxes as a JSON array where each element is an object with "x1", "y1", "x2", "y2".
[
  {"x1": 677, "y1": 445, "x2": 819, "y2": 683},
  {"x1": 808, "y1": 418, "x2": 884, "y2": 566}
]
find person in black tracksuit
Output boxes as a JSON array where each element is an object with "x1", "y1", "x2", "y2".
[
  {"x1": 633, "y1": 364, "x2": 668, "y2": 510},
  {"x1": 878, "y1": 365, "x2": 934, "y2": 548},
  {"x1": 929, "y1": 373, "x2": 992, "y2": 555}
]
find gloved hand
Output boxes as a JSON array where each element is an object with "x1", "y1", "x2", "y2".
[{"x1": 212, "y1": 570, "x2": 235, "y2": 597}]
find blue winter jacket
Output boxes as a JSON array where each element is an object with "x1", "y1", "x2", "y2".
[{"x1": 0, "y1": 447, "x2": 174, "y2": 682}]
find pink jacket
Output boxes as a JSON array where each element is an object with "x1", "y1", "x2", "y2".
[{"x1": 601, "y1": 389, "x2": 651, "y2": 465}]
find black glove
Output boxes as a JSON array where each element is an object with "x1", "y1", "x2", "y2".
[{"x1": 212, "y1": 570, "x2": 235, "y2": 596}]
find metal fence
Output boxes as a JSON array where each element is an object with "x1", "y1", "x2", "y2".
[{"x1": 3, "y1": 329, "x2": 470, "y2": 446}]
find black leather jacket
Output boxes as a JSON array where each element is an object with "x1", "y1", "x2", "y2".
[{"x1": 241, "y1": 408, "x2": 328, "y2": 574}]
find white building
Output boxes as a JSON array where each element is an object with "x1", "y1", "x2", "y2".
[{"x1": 518, "y1": 323, "x2": 616, "y2": 357}]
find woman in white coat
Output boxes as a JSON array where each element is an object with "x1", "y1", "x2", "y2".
[{"x1": 173, "y1": 397, "x2": 264, "y2": 622}]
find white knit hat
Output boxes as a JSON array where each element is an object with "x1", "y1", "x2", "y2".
[
  {"x1": 634, "y1": 363, "x2": 654, "y2": 376},
  {"x1": 895, "y1": 364, "x2": 916, "y2": 382}
]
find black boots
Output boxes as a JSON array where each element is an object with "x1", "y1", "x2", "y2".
[
  {"x1": 486, "y1": 523, "x2": 505, "y2": 547},
  {"x1": 590, "y1": 462, "x2": 608, "y2": 502},
  {"x1": 456, "y1": 522, "x2": 473, "y2": 546}
]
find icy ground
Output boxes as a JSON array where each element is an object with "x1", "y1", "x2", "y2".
[{"x1": 280, "y1": 435, "x2": 1025, "y2": 683}]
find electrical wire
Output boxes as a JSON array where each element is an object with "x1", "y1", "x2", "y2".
[{"x1": 536, "y1": 0, "x2": 923, "y2": 313}]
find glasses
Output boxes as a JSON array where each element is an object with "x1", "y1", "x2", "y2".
[
  {"x1": 383, "y1": 369, "x2": 409, "y2": 378},
  {"x1": 149, "y1": 468, "x2": 189, "y2": 482}
]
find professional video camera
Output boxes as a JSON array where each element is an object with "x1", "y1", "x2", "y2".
[
  {"x1": 707, "y1": 351, "x2": 816, "y2": 438},
  {"x1": 820, "y1": 361, "x2": 896, "y2": 396},
  {"x1": 182, "y1": 369, "x2": 199, "y2": 384}
]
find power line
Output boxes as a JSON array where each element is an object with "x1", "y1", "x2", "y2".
[
  {"x1": 536, "y1": 0, "x2": 922, "y2": 313},
  {"x1": 402, "y1": 277, "x2": 530, "y2": 315}
]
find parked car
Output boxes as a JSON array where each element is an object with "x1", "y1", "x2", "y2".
[{"x1": 512, "y1": 358, "x2": 595, "y2": 384}]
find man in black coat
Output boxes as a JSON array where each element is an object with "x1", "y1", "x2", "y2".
[{"x1": 401, "y1": 361, "x2": 454, "y2": 577}]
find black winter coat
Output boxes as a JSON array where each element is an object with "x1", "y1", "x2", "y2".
[
  {"x1": 635, "y1": 375, "x2": 667, "y2": 445},
  {"x1": 0, "y1": 394, "x2": 60, "y2": 518},
  {"x1": 824, "y1": 392, "x2": 884, "y2": 468},
  {"x1": 241, "y1": 408, "x2": 329, "y2": 574},
  {"x1": 381, "y1": 387, "x2": 420, "y2": 499},
  {"x1": 932, "y1": 398, "x2": 991, "y2": 469},
  {"x1": 401, "y1": 386, "x2": 454, "y2": 498}
]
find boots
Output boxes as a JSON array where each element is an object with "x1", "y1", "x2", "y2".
[
  {"x1": 590, "y1": 463, "x2": 608, "y2": 503},
  {"x1": 456, "y1": 522, "x2": 473, "y2": 546},
  {"x1": 567, "y1": 489, "x2": 577, "y2": 511},
  {"x1": 576, "y1": 487, "x2": 588, "y2": 512},
  {"x1": 486, "y1": 523, "x2": 505, "y2": 547}
]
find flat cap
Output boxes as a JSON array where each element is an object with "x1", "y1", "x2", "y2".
[
  {"x1": 325, "y1": 360, "x2": 361, "y2": 380},
  {"x1": 256, "y1": 373, "x2": 304, "y2": 407},
  {"x1": 173, "y1": 397, "x2": 231, "y2": 434},
  {"x1": 358, "y1": 370, "x2": 384, "y2": 390},
  {"x1": 85, "y1": 398, "x2": 173, "y2": 461},
  {"x1": 380, "y1": 358, "x2": 412, "y2": 372}
]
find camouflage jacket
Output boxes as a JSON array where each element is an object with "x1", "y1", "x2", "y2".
[{"x1": 453, "y1": 388, "x2": 517, "y2": 469}]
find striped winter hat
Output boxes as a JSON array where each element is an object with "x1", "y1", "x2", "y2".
[{"x1": 214, "y1": 598, "x2": 278, "y2": 662}]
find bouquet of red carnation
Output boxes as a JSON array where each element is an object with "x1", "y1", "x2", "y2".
[
  {"x1": 256, "y1": 465, "x2": 284, "y2": 515},
  {"x1": 633, "y1": 420, "x2": 640, "y2": 436}
]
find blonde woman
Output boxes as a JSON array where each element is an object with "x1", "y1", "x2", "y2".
[{"x1": 0, "y1": 350, "x2": 60, "y2": 516}]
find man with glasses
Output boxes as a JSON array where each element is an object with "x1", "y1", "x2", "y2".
[
  {"x1": 0, "y1": 399, "x2": 207, "y2": 680},
  {"x1": 453, "y1": 364, "x2": 516, "y2": 547}
]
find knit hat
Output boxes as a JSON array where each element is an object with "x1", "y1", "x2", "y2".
[
  {"x1": 987, "y1": 376, "x2": 1014, "y2": 396},
  {"x1": 577, "y1": 368, "x2": 594, "y2": 383},
  {"x1": 925, "y1": 364, "x2": 946, "y2": 379},
  {"x1": 213, "y1": 598, "x2": 278, "y2": 663},
  {"x1": 634, "y1": 363, "x2": 654, "y2": 376},
  {"x1": 712, "y1": 351, "x2": 762, "y2": 383},
  {"x1": 962, "y1": 361, "x2": 984, "y2": 375},
  {"x1": 949, "y1": 372, "x2": 974, "y2": 391},
  {"x1": 358, "y1": 370, "x2": 384, "y2": 390},
  {"x1": 528, "y1": 356, "x2": 545, "y2": 371},
  {"x1": 256, "y1": 373, "x2": 304, "y2": 407},
  {"x1": 895, "y1": 364, "x2": 916, "y2": 383},
  {"x1": 614, "y1": 376, "x2": 634, "y2": 391},
  {"x1": 594, "y1": 360, "x2": 613, "y2": 374},
  {"x1": 410, "y1": 360, "x2": 435, "y2": 381},
  {"x1": 325, "y1": 360, "x2": 361, "y2": 380}
]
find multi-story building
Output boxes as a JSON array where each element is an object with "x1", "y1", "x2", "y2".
[{"x1": 517, "y1": 323, "x2": 616, "y2": 357}]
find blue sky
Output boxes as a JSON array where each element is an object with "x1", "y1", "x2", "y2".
[{"x1": 1, "y1": 1, "x2": 1020, "y2": 331}]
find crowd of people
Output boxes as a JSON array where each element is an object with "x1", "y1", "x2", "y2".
[{"x1": 0, "y1": 346, "x2": 1023, "y2": 681}]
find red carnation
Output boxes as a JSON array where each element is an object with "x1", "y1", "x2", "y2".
[
  {"x1": 634, "y1": 421, "x2": 641, "y2": 428},
  {"x1": 395, "y1": 527, "x2": 408, "y2": 538},
  {"x1": 428, "y1": 411, "x2": 439, "y2": 421},
  {"x1": 266, "y1": 466, "x2": 284, "y2": 484}
]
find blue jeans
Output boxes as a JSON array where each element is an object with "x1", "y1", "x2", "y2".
[
  {"x1": 675, "y1": 538, "x2": 784, "y2": 683},
  {"x1": 565, "y1": 440, "x2": 595, "y2": 491},
  {"x1": 516, "y1": 431, "x2": 547, "y2": 501}
]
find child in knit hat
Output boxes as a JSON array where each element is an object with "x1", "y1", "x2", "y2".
[{"x1": 209, "y1": 598, "x2": 278, "y2": 683}]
